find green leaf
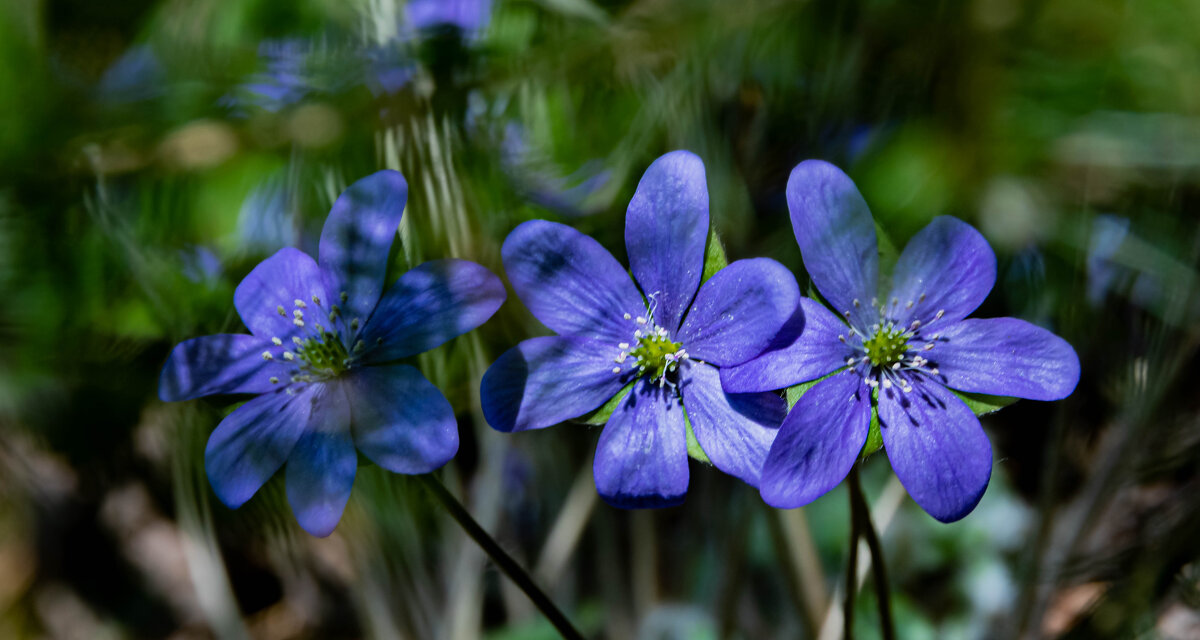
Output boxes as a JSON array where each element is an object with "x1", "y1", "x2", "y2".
[
  {"x1": 701, "y1": 227, "x2": 728, "y2": 283},
  {"x1": 576, "y1": 382, "x2": 634, "y2": 425},
  {"x1": 683, "y1": 407, "x2": 712, "y2": 464},
  {"x1": 951, "y1": 390, "x2": 1019, "y2": 416}
]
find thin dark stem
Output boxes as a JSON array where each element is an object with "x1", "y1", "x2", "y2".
[
  {"x1": 417, "y1": 474, "x2": 586, "y2": 640},
  {"x1": 848, "y1": 466, "x2": 895, "y2": 640},
  {"x1": 844, "y1": 477, "x2": 860, "y2": 640}
]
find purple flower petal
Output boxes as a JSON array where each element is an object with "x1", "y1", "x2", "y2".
[
  {"x1": 721, "y1": 298, "x2": 853, "y2": 393},
  {"x1": 502, "y1": 220, "x2": 644, "y2": 343},
  {"x1": 877, "y1": 377, "x2": 991, "y2": 523},
  {"x1": 359, "y1": 259, "x2": 506, "y2": 363},
  {"x1": 926, "y1": 317, "x2": 1080, "y2": 401},
  {"x1": 204, "y1": 386, "x2": 314, "y2": 508},
  {"x1": 285, "y1": 383, "x2": 356, "y2": 537},
  {"x1": 481, "y1": 336, "x2": 630, "y2": 432},
  {"x1": 625, "y1": 150, "x2": 709, "y2": 333},
  {"x1": 319, "y1": 170, "x2": 408, "y2": 324},
  {"x1": 234, "y1": 248, "x2": 330, "y2": 340},
  {"x1": 593, "y1": 380, "x2": 688, "y2": 508},
  {"x1": 159, "y1": 334, "x2": 285, "y2": 401},
  {"x1": 676, "y1": 258, "x2": 800, "y2": 367},
  {"x1": 346, "y1": 364, "x2": 457, "y2": 474},
  {"x1": 681, "y1": 363, "x2": 783, "y2": 487},
  {"x1": 760, "y1": 371, "x2": 870, "y2": 508},
  {"x1": 786, "y1": 160, "x2": 878, "y2": 330},
  {"x1": 889, "y1": 216, "x2": 997, "y2": 327}
]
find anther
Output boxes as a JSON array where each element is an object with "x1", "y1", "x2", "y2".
[
  {"x1": 350, "y1": 319, "x2": 360, "y2": 331},
  {"x1": 934, "y1": 309, "x2": 945, "y2": 320},
  {"x1": 261, "y1": 351, "x2": 273, "y2": 360},
  {"x1": 294, "y1": 299, "x2": 307, "y2": 308},
  {"x1": 838, "y1": 335, "x2": 846, "y2": 343},
  {"x1": 283, "y1": 352, "x2": 295, "y2": 360},
  {"x1": 612, "y1": 367, "x2": 621, "y2": 374},
  {"x1": 871, "y1": 297, "x2": 879, "y2": 306},
  {"x1": 882, "y1": 378, "x2": 893, "y2": 389},
  {"x1": 919, "y1": 293, "x2": 926, "y2": 302},
  {"x1": 329, "y1": 312, "x2": 337, "y2": 322},
  {"x1": 339, "y1": 291, "x2": 348, "y2": 303},
  {"x1": 623, "y1": 313, "x2": 631, "y2": 320},
  {"x1": 354, "y1": 341, "x2": 365, "y2": 352},
  {"x1": 892, "y1": 297, "x2": 899, "y2": 306},
  {"x1": 292, "y1": 337, "x2": 303, "y2": 346},
  {"x1": 269, "y1": 376, "x2": 279, "y2": 384},
  {"x1": 846, "y1": 357, "x2": 857, "y2": 366},
  {"x1": 910, "y1": 320, "x2": 921, "y2": 330},
  {"x1": 277, "y1": 305, "x2": 286, "y2": 316},
  {"x1": 906, "y1": 300, "x2": 914, "y2": 309},
  {"x1": 312, "y1": 295, "x2": 321, "y2": 305},
  {"x1": 924, "y1": 343, "x2": 934, "y2": 351},
  {"x1": 891, "y1": 362, "x2": 901, "y2": 370},
  {"x1": 636, "y1": 316, "x2": 647, "y2": 325},
  {"x1": 271, "y1": 337, "x2": 282, "y2": 346},
  {"x1": 930, "y1": 367, "x2": 939, "y2": 375},
  {"x1": 618, "y1": 342, "x2": 629, "y2": 349},
  {"x1": 293, "y1": 318, "x2": 305, "y2": 327},
  {"x1": 853, "y1": 298, "x2": 861, "y2": 307},
  {"x1": 293, "y1": 309, "x2": 303, "y2": 318},
  {"x1": 843, "y1": 310, "x2": 852, "y2": 318}
]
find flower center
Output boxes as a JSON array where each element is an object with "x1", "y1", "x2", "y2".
[
  {"x1": 609, "y1": 312, "x2": 690, "y2": 388},
  {"x1": 293, "y1": 327, "x2": 350, "y2": 377},
  {"x1": 863, "y1": 324, "x2": 909, "y2": 368},
  {"x1": 260, "y1": 291, "x2": 372, "y2": 389}
]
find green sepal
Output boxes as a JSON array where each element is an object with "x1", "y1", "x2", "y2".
[
  {"x1": 683, "y1": 406, "x2": 712, "y2": 464},
  {"x1": 861, "y1": 388, "x2": 883, "y2": 459},
  {"x1": 785, "y1": 371, "x2": 838, "y2": 410},
  {"x1": 576, "y1": 382, "x2": 634, "y2": 425},
  {"x1": 701, "y1": 227, "x2": 728, "y2": 283},
  {"x1": 951, "y1": 390, "x2": 1019, "y2": 416}
]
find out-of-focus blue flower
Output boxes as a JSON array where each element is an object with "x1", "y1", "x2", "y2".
[
  {"x1": 406, "y1": 0, "x2": 492, "y2": 36},
  {"x1": 96, "y1": 45, "x2": 166, "y2": 105},
  {"x1": 179, "y1": 246, "x2": 223, "y2": 286},
  {"x1": 224, "y1": 39, "x2": 315, "y2": 114},
  {"x1": 159, "y1": 171, "x2": 506, "y2": 536},
  {"x1": 1086, "y1": 214, "x2": 1131, "y2": 306},
  {"x1": 236, "y1": 175, "x2": 302, "y2": 255},
  {"x1": 723, "y1": 160, "x2": 1080, "y2": 523},
  {"x1": 481, "y1": 151, "x2": 800, "y2": 508},
  {"x1": 500, "y1": 123, "x2": 611, "y2": 217}
]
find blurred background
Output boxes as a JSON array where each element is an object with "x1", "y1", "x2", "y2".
[{"x1": 1, "y1": 0, "x2": 1199, "y2": 638}]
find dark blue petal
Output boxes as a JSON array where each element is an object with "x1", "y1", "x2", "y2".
[
  {"x1": 682, "y1": 363, "x2": 783, "y2": 487},
  {"x1": 204, "y1": 386, "x2": 315, "y2": 508},
  {"x1": 625, "y1": 150, "x2": 709, "y2": 333},
  {"x1": 359, "y1": 259, "x2": 505, "y2": 362},
  {"x1": 234, "y1": 248, "x2": 329, "y2": 340},
  {"x1": 593, "y1": 380, "x2": 688, "y2": 508},
  {"x1": 676, "y1": 258, "x2": 800, "y2": 366},
  {"x1": 285, "y1": 383, "x2": 356, "y2": 537},
  {"x1": 160, "y1": 334, "x2": 285, "y2": 401},
  {"x1": 481, "y1": 336, "x2": 629, "y2": 432},
  {"x1": 721, "y1": 298, "x2": 855, "y2": 393},
  {"x1": 347, "y1": 364, "x2": 458, "y2": 474},
  {"x1": 889, "y1": 216, "x2": 997, "y2": 327},
  {"x1": 786, "y1": 160, "x2": 878, "y2": 331},
  {"x1": 502, "y1": 220, "x2": 644, "y2": 343},
  {"x1": 877, "y1": 376, "x2": 992, "y2": 523},
  {"x1": 319, "y1": 170, "x2": 408, "y2": 324},
  {"x1": 760, "y1": 371, "x2": 870, "y2": 508},
  {"x1": 925, "y1": 318, "x2": 1080, "y2": 401}
]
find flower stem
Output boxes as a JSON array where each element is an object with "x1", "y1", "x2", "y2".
[
  {"x1": 417, "y1": 474, "x2": 586, "y2": 640},
  {"x1": 844, "y1": 477, "x2": 860, "y2": 640},
  {"x1": 847, "y1": 465, "x2": 896, "y2": 640}
]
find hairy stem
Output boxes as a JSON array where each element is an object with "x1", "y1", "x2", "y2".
[
  {"x1": 848, "y1": 466, "x2": 895, "y2": 640},
  {"x1": 418, "y1": 474, "x2": 585, "y2": 640}
]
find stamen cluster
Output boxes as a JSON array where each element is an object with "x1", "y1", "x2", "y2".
[
  {"x1": 258, "y1": 290, "x2": 374, "y2": 388},
  {"x1": 838, "y1": 297, "x2": 945, "y2": 394},
  {"x1": 610, "y1": 311, "x2": 690, "y2": 388}
]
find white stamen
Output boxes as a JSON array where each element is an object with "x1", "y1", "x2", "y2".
[
  {"x1": 935, "y1": 309, "x2": 945, "y2": 320},
  {"x1": 619, "y1": 342, "x2": 629, "y2": 349},
  {"x1": 312, "y1": 294, "x2": 321, "y2": 305},
  {"x1": 910, "y1": 320, "x2": 921, "y2": 330},
  {"x1": 891, "y1": 362, "x2": 901, "y2": 370},
  {"x1": 261, "y1": 351, "x2": 273, "y2": 360},
  {"x1": 276, "y1": 305, "x2": 286, "y2": 316},
  {"x1": 924, "y1": 343, "x2": 934, "y2": 351},
  {"x1": 292, "y1": 336, "x2": 303, "y2": 346},
  {"x1": 293, "y1": 309, "x2": 303, "y2": 318},
  {"x1": 906, "y1": 300, "x2": 914, "y2": 309},
  {"x1": 269, "y1": 376, "x2": 279, "y2": 384},
  {"x1": 294, "y1": 299, "x2": 307, "y2": 308},
  {"x1": 623, "y1": 313, "x2": 632, "y2": 320},
  {"x1": 271, "y1": 337, "x2": 282, "y2": 346},
  {"x1": 846, "y1": 357, "x2": 857, "y2": 366},
  {"x1": 283, "y1": 352, "x2": 295, "y2": 360},
  {"x1": 612, "y1": 367, "x2": 622, "y2": 374},
  {"x1": 350, "y1": 318, "x2": 360, "y2": 331},
  {"x1": 838, "y1": 334, "x2": 846, "y2": 343},
  {"x1": 853, "y1": 298, "x2": 860, "y2": 307},
  {"x1": 636, "y1": 316, "x2": 647, "y2": 325},
  {"x1": 293, "y1": 318, "x2": 305, "y2": 327},
  {"x1": 882, "y1": 378, "x2": 893, "y2": 389}
]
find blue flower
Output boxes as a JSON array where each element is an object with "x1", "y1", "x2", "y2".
[
  {"x1": 159, "y1": 171, "x2": 506, "y2": 536},
  {"x1": 723, "y1": 160, "x2": 1080, "y2": 522},
  {"x1": 480, "y1": 151, "x2": 800, "y2": 508}
]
